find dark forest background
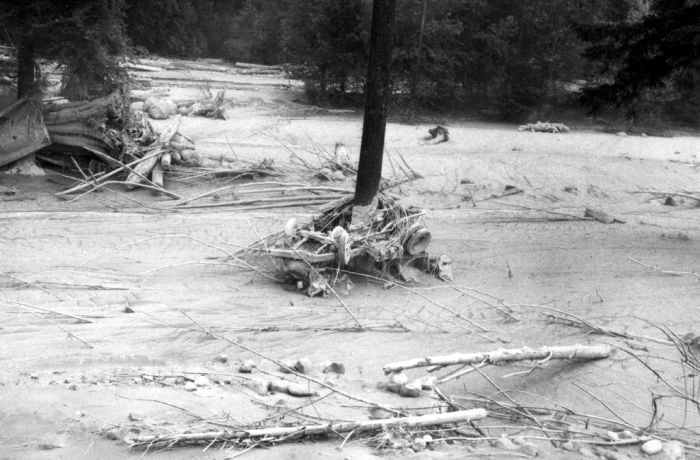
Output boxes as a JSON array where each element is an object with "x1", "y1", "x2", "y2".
[{"x1": 1, "y1": 0, "x2": 699, "y2": 125}]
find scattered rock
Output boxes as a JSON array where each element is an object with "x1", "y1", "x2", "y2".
[
  {"x1": 294, "y1": 358, "x2": 313, "y2": 374},
  {"x1": 597, "y1": 448, "x2": 626, "y2": 460},
  {"x1": 492, "y1": 435, "x2": 518, "y2": 450},
  {"x1": 563, "y1": 185, "x2": 579, "y2": 194},
  {"x1": 411, "y1": 437, "x2": 427, "y2": 452},
  {"x1": 520, "y1": 442, "x2": 539, "y2": 457},
  {"x1": 215, "y1": 354, "x2": 229, "y2": 364},
  {"x1": 660, "y1": 441, "x2": 684, "y2": 460},
  {"x1": 194, "y1": 376, "x2": 210, "y2": 387},
  {"x1": 420, "y1": 375, "x2": 437, "y2": 390},
  {"x1": 561, "y1": 441, "x2": 576, "y2": 451},
  {"x1": 2, "y1": 157, "x2": 46, "y2": 176},
  {"x1": 243, "y1": 378, "x2": 269, "y2": 396},
  {"x1": 389, "y1": 372, "x2": 408, "y2": 386},
  {"x1": 616, "y1": 131, "x2": 627, "y2": 136},
  {"x1": 238, "y1": 360, "x2": 255, "y2": 373},
  {"x1": 68, "y1": 383, "x2": 78, "y2": 391},
  {"x1": 184, "y1": 381, "x2": 197, "y2": 391},
  {"x1": 37, "y1": 442, "x2": 62, "y2": 450},
  {"x1": 399, "y1": 380, "x2": 422, "y2": 398},
  {"x1": 607, "y1": 431, "x2": 621, "y2": 442},
  {"x1": 128, "y1": 413, "x2": 144, "y2": 422},
  {"x1": 642, "y1": 439, "x2": 663, "y2": 455},
  {"x1": 322, "y1": 361, "x2": 345, "y2": 375},
  {"x1": 278, "y1": 359, "x2": 296, "y2": 373},
  {"x1": 579, "y1": 447, "x2": 596, "y2": 457},
  {"x1": 584, "y1": 207, "x2": 624, "y2": 224},
  {"x1": 143, "y1": 97, "x2": 177, "y2": 120},
  {"x1": 663, "y1": 196, "x2": 678, "y2": 206}
]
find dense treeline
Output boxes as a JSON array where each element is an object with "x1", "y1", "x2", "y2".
[{"x1": 1, "y1": 0, "x2": 698, "y2": 124}]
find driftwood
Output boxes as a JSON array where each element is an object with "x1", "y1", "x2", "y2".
[
  {"x1": 125, "y1": 116, "x2": 181, "y2": 189},
  {"x1": 127, "y1": 409, "x2": 488, "y2": 448},
  {"x1": 383, "y1": 344, "x2": 612, "y2": 374}
]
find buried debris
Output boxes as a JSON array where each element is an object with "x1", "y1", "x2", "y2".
[
  {"x1": 243, "y1": 193, "x2": 451, "y2": 296},
  {"x1": 584, "y1": 207, "x2": 625, "y2": 224},
  {"x1": 426, "y1": 125, "x2": 449, "y2": 143},
  {"x1": 124, "y1": 409, "x2": 488, "y2": 449},
  {"x1": 518, "y1": 121, "x2": 570, "y2": 133}
]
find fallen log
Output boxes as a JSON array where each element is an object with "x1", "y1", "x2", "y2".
[
  {"x1": 127, "y1": 408, "x2": 487, "y2": 448},
  {"x1": 124, "y1": 116, "x2": 181, "y2": 189},
  {"x1": 383, "y1": 344, "x2": 612, "y2": 374}
]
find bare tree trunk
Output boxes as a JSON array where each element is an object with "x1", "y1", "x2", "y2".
[
  {"x1": 17, "y1": 41, "x2": 36, "y2": 98},
  {"x1": 353, "y1": 0, "x2": 397, "y2": 215}
]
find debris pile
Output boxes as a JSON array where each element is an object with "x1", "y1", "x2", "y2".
[
  {"x1": 518, "y1": 121, "x2": 570, "y2": 133},
  {"x1": 243, "y1": 193, "x2": 452, "y2": 296}
]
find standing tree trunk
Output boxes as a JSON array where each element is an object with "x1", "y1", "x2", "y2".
[
  {"x1": 353, "y1": 0, "x2": 397, "y2": 218},
  {"x1": 17, "y1": 40, "x2": 36, "y2": 98}
]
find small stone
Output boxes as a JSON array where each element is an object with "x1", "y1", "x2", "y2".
[
  {"x1": 661, "y1": 441, "x2": 684, "y2": 460},
  {"x1": 215, "y1": 354, "x2": 228, "y2": 364},
  {"x1": 619, "y1": 430, "x2": 635, "y2": 440},
  {"x1": 422, "y1": 434, "x2": 433, "y2": 444},
  {"x1": 294, "y1": 358, "x2": 313, "y2": 374},
  {"x1": 597, "y1": 448, "x2": 625, "y2": 460},
  {"x1": 420, "y1": 375, "x2": 437, "y2": 390},
  {"x1": 194, "y1": 376, "x2": 209, "y2": 387},
  {"x1": 278, "y1": 359, "x2": 295, "y2": 373},
  {"x1": 128, "y1": 413, "x2": 144, "y2": 422},
  {"x1": 561, "y1": 441, "x2": 576, "y2": 451},
  {"x1": 389, "y1": 372, "x2": 408, "y2": 386},
  {"x1": 68, "y1": 383, "x2": 78, "y2": 391},
  {"x1": 243, "y1": 378, "x2": 269, "y2": 396},
  {"x1": 520, "y1": 442, "x2": 538, "y2": 457},
  {"x1": 238, "y1": 360, "x2": 255, "y2": 373},
  {"x1": 411, "y1": 437, "x2": 427, "y2": 452},
  {"x1": 30, "y1": 373, "x2": 39, "y2": 380},
  {"x1": 616, "y1": 131, "x2": 627, "y2": 136},
  {"x1": 641, "y1": 133, "x2": 648, "y2": 137},
  {"x1": 322, "y1": 361, "x2": 345, "y2": 375},
  {"x1": 103, "y1": 430, "x2": 119, "y2": 441},
  {"x1": 399, "y1": 380, "x2": 422, "y2": 398},
  {"x1": 642, "y1": 439, "x2": 663, "y2": 455},
  {"x1": 579, "y1": 447, "x2": 596, "y2": 457},
  {"x1": 184, "y1": 381, "x2": 197, "y2": 391},
  {"x1": 492, "y1": 435, "x2": 518, "y2": 451},
  {"x1": 607, "y1": 431, "x2": 620, "y2": 442}
]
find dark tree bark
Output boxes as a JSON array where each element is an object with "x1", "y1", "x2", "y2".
[
  {"x1": 17, "y1": 41, "x2": 36, "y2": 98},
  {"x1": 353, "y1": 0, "x2": 397, "y2": 208}
]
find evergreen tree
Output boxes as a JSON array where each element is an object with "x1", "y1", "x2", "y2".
[{"x1": 0, "y1": 0, "x2": 129, "y2": 100}]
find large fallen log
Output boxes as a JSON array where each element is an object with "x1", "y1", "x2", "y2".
[
  {"x1": 383, "y1": 344, "x2": 612, "y2": 374},
  {"x1": 0, "y1": 97, "x2": 51, "y2": 167},
  {"x1": 127, "y1": 408, "x2": 488, "y2": 448}
]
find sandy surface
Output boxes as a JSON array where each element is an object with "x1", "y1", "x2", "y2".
[{"x1": 1, "y1": 59, "x2": 700, "y2": 459}]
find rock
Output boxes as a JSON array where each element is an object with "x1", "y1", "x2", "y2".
[
  {"x1": 399, "y1": 380, "x2": 422, "y2": 398},
  {"x1": 322, "y1": 361, "x2": 345, "y2": 375},
  {"x1": 144, "y1": 97, "x2": 177, "y2": 120},
  {"x1": 411, "y1": 437, "x2": 427, "y2": 452},
  {"x1": 520, "y1": 442, "x2": 539, "y2": 457},
  {"x1": 278, "y1": 359, "x2": 296, "y2": 373},
  {"x1": 130, "y1": 101, "x2": 144, "y2": 112},
  {"x1": 616, "y1": 131, "x2": 627, "y2": 136},
  {"x1": 331, "y1": 170, "x2": 346, "y2": 181},
  {"x1": 184, "y1": 381, "x2": 197, "y2": 391},
  {"x1": 177, "y1": 105, "x2": 193, "y2": 115},
  {"x1": 619, "y1": 430, "x2": 635, "y2": 440},
  {"x1": 68, "y1": 383, "x2": 78, "y2": 391},
  {"x1": 607, "y1": 431, "x2": 621, "y2": 442},
  {"x1": 561, "y1": 441, "x2": 576, "y2": 451},
  {"x1": 215, "y1": 354, "x2": 228, "y2": 364},
  {"x1": 579, "y1": 447, "x2": 596, "y2": 457},
  {"x1": 597, "y1": 448, "x2": 626, "y2": 460},
  {"x1": 660, "y1": 441, "x2": 684, "y2": 460},
  {"x1": 420, "y1": 375, "x2": 436, "y2": 390},
  {"x1": 243, "y1": 378, "x2": 269, "y2": 396},
  {"x1": 664, "y1": 196, "x2": 677, "y2": 206},
  {"x1": 294, "y1": 358, "x2": 313, "y2": 374},
  {"x1": 238, "y1": 360, "x2": 255, "y2": 373},
  {"x1": 37, "y1": 442, "x2": 62, "y2": 450},
  {"x1": 492, "y1": 435, "x2": 518, "y2": 451},
  {"x1": 642, "y1": 439, "x2": 663, "y2": 455},
  {"x1": 194, "y1": 376, "x2": 210, "y2": 387},
  {"x1": 389, "y1": 372, "x2": 408, "y2": 386}
]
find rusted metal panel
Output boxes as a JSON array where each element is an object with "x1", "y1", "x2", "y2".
[{"x1": 0, "y1": 97, "x2": 51, "y2": 167}]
